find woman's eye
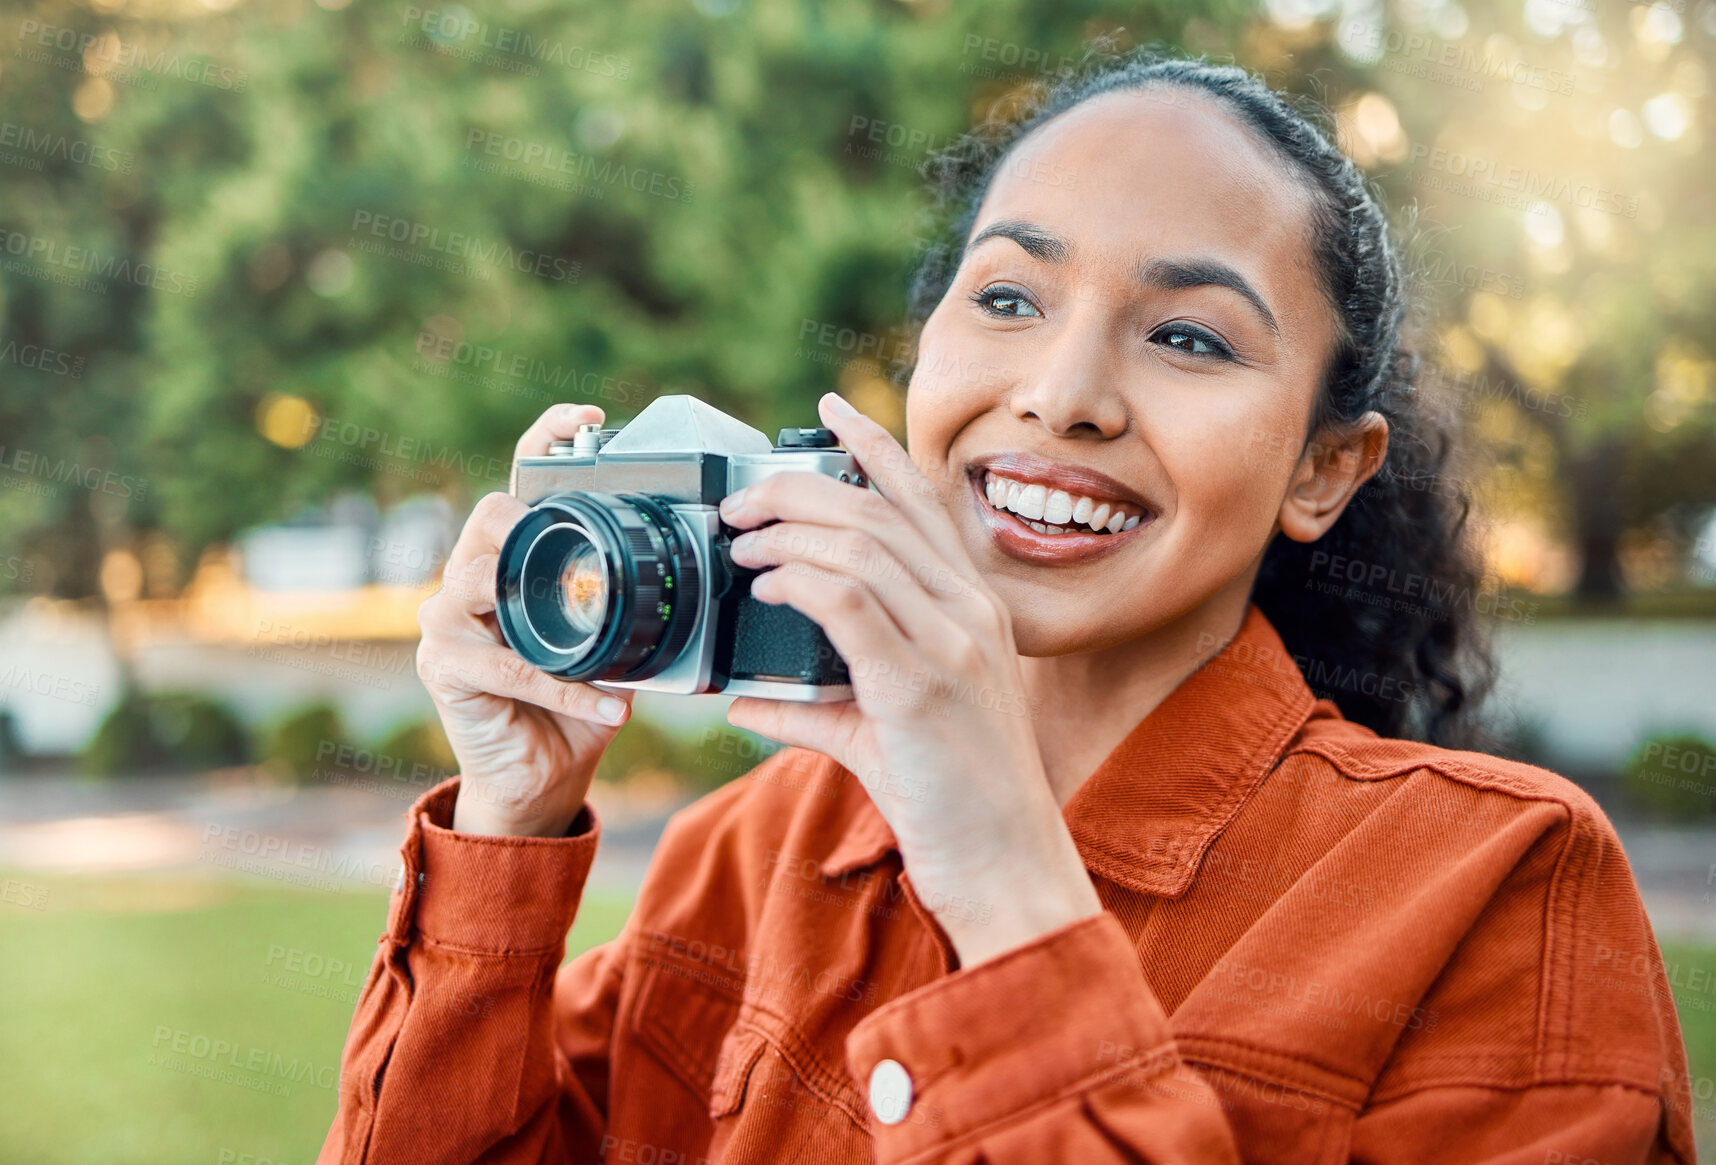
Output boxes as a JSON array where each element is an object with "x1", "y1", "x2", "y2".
[
  {"x1": 1151, "y1": 323, "x2": 1234, "y2": 360},
  {"x1": 969, "y1": 285, "x2": 1042, "y2": 318}
]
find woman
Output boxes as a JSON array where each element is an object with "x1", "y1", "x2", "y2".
[{"x1": 319, "y1": 54, "x2": 1696, "y2": 1164}]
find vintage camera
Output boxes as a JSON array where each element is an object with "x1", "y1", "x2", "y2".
[{"x1": 495, "y1": 395, "x2": 867, "y2": 702}]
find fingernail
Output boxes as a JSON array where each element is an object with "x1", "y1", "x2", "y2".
[
  {"x1": 721, "y1": 487, "x2": 747, "y2": 514},
  {"x1": 596, "y1": 697, "x2": 627, "y2": 724},
  {"x1": 821, "y1": 392, "x2": 856, "y2": 417}
]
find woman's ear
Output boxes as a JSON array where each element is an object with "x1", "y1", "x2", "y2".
[{"x1": 1278, "y1": 411, "x2": 1389, "y2": 543}]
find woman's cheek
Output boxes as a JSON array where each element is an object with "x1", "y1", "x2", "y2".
[
  {"x1": 1195, "y1": 390, "x2": 1305, "y2": 526},
  {"x1": 910, "y1": 334, "x2": 1014, "y2": 415},
  {"x1": 1157, "y1": 432, "x2": 1290, "y2": 575}
]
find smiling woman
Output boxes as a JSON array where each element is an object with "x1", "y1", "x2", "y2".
[
  {"x1": 905, "y1": 57, "x2": 1484, "y2": 754},
  {"x1": 316, "y1": 52, "x2": 1697, "y2": 1165}
]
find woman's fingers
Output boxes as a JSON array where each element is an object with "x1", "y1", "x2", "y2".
[
  {"x1": 435, "y1": 404, "x2": 609, "y2": 602},
  {"x1": 419, "y1": 638, "x2": 631, "y2": 727},
  {"x1": 745, "y1": 558, "x2": 956, "y2": 721},
  {"x1": 724, "y1": 696, "x2": 861, "y2": 768},
  {"x1": 433, "y1": 403, "x2": 605, "y2": 617},
  {"x1": 422, "y1": 494, "x2": 528, "y2": 637},
  {"x1": 813, "y1": 392, "x2": 970, "y2": 559},
  {"x1": 734, "y1": 522, "x2": 953, "y2": 644},
  {"x1": 442, "y1": 492, "x2": 528, "y2": 578},
  {"x1": 420, "y1": 553, "x2": 499, "y2": 623},
  {"x1": 547, "y1": 697, "x2": 634, "y2": 745},
  {"x1": 722, "y1": 472, "x2": 976, "y2": 608},
  {"x1": 515, "y1": 402, "x2": 607, "y2": 461}
]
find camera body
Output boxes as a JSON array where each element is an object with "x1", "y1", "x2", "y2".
[{"x1": 497, "y1": 394, "x2": 866, "y2": 702}]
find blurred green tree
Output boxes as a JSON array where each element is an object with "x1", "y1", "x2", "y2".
[{"x1": 0, "y1": 0, "x2": 1710, "y2": 604}]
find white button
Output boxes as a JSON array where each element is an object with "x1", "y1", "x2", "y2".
[{"x1": 868, "y1": 1058, "x2": 912, "y2": 1125}]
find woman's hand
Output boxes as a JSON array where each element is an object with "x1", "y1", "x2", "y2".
[
  {"x1": 416, "y1": 403, "x2": 635, "y2": 838},
  {"x1": 722, "y1": 392, "x2": 1103, "y2": 966}
]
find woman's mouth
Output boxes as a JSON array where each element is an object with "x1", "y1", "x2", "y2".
[{"x1": 968, "y1": 467, "x2": 1155, "y2": 564}]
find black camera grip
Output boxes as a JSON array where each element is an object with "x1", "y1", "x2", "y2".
[{"x1": 722, "y1": 594, "x2": 850, "y2": 686}]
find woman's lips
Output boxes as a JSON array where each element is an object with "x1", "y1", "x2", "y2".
[{"x1": 967, "y1": 472, "x2": 1153, "y2": 564}]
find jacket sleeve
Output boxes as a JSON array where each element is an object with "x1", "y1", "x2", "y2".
[
  {"x1": 1347, "y1": 1082, "x2": 1689, "y2": 1164},
  {"x1": 317, "y1": 776, "x2": 628, "y2": 1165},
  {"x1": 844, "y1": 909, "x2": 1247, "y2": 1163},
  {"x1": 1346, "y1": 787, "x2": 1699, "y2": 1165},
  {"x1": 841, "y1": 910, "x2": 1696, "y2": 1165}
]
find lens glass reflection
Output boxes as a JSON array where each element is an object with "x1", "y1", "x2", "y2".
[
  {"x1": 518, "y1": 521, "x2": 611, "y2": 656},
  {"x1": 559, "y1": 545, "x2": 607, "y2": 636}
]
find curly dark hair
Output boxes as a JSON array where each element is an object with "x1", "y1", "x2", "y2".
[{"x1": 901, "y1": 49, "x2": 1497, "y2": 749}]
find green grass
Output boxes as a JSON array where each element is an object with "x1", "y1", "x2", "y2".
[
  {"x1": 3, "y1": 876, "x2": 1713, "y2": 1163},
  {"x1": 1662, "y1": 942, "x2": 1716, "y2": 1158},
  {"x1": 0, "y1": 873, "x2": 633, "y2": 1165}
]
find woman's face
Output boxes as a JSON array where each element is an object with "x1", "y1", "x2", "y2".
[{"x1": 907, "y1": 88, "x2": 1346, "y2": 656}]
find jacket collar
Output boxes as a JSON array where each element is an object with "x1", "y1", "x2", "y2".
[{"x1": 818, "y1": 603, "x2": 1320, "y2": 898}]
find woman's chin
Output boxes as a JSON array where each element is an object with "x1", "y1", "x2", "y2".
[{"x1": 1003, "y1": 604, "x2": 1139, "y2": 660}]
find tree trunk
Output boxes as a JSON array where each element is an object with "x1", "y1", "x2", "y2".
[{"x1": 1568, "y1": 437, "x2": 1626, "y2": 603}]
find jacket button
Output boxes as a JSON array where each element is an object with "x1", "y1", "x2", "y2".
[{"x1": 868, "y1": 1058, "x2": 912, "y2": 1125}]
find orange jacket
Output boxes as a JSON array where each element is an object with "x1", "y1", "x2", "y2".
[{"x1": 318, "y1": 604, "x2": 1698, "y2": 1164}]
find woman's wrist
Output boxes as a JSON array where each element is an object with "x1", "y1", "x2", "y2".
[
  {"x1": 917, "y1": 825, "x2": 1105, "y2": 968},
  {"x1": 936, "y1": 869, "x2": 1104, "y2": 968},
  {"x1": 451, "y1": 775, "x2": 588, "y2": 838}
]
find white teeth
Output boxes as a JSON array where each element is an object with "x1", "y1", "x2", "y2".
[
  {"x1": 1043, "y1": 489, "x2": 1073, "y2": 525},
  {"x1": 981, "y1": 471, "x2": 1144, "y2": 536}
]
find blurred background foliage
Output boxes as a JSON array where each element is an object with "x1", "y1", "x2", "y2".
[
  {"x1": 4, "y1": 5, "x2": 1716, "y2": 1162},
  {"x1": 0, "y1": 0, "x2": 1712, "y2": 607}
]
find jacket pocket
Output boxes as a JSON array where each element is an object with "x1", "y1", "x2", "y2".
[
  {"x1": 706, "y1": 1011, "x2": 874, "y2": 1135},
  {"x1": 707, "y1": 1022, "x2": 769, "y2": 1120},
  {"x1": 630, "y1": 955, "x2": 746, "y2": 1102}
]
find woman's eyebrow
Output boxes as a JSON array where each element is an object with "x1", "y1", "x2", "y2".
[
  {"x1": 967, "y1": 218, "x2": 1071, "y2": 263},
  {"x1": 1133, "y1": 257, "x2": 1280, "y2": 335}
]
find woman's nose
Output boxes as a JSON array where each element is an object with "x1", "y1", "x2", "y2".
[{"x1": 1007, "y1": 316, "x2": 1129, "y2": 439}]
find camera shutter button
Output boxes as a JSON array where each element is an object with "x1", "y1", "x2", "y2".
[
  {"x1": 570, "y1": 424, "x2": 605, "y2": 454},
  {"x1": 775, "y1": 427, "x2": 838, "y2": 449}
]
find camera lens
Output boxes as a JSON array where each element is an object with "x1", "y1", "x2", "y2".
[{"x1": 496, "y1": 492, "x2": 701, "y2": 682}]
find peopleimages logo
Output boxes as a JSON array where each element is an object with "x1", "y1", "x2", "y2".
[
  {"x1": 1340, "y1": 24, "x2": 1577, "y2": 96},
  {"x1": 1410, "y1": 144, "x2": 1637, "y2": 218},
  {"x1": 149, "y1": 1026, "x2": 338, "y2": 1091},
  {"x1": 0, "y1": 663, "x2": 101, "y2": 707},
  {"x1": 462, "y1": 129, "x2": 695, "y2": 202},
  {"x1": 398, "y1": 7, "x2": 631, "y2": 78},
  {"x1": 0, "y1": 121, "x2": 135, "y2": 173},
  {"x1": 16, "y1": 20, "x2": 248, "y2": 91},
  {"x1": 349, "y1": 210, "x2": 581, "y2": 283},
  {"x1": 0, "y1": 229, "x2": 200, "y2": 295},
  {"x1": 0, "y1": 444, "x2": 147, "y2": 500},
  {"x1": 0, "y1": 338, "x2": 85, "y2": 378}
]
